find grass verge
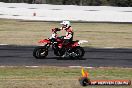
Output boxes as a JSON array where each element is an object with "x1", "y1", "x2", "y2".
[
  {"x1": 0, "y1": 66, "x2": 131, "y2": 88},
  {"x1": 0, "y1": 19, "x2": 132, "y2": 48}
]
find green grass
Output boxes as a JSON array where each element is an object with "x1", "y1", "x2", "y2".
[
  {"x1": 0, "y1": 66, "x2": 131, "y2": 88},
  {"x1": 0, "y1": 19, "x2": 132, "y2": 88},
  {"x1": 0, "y1": 19, "x2": 132, "y2": 48}
]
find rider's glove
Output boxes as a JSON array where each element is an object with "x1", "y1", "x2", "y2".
[{"x1": 55, "y1": 28, "x2": 61, "y2": 31}]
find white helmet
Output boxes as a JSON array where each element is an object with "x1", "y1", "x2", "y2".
[{"x1": 60, "y1": 20, "x2": 70, "y2": 28}]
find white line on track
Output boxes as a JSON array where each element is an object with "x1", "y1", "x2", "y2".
[
  {"x1": 0, "y1": 44, "x2": 8, "y2": 46},
  {"x1": 68, "y1": 66, "x2": 94, "y2": 68},
  {"x1": 25, "y1": 66, "x2": 39, "y2": 68}
]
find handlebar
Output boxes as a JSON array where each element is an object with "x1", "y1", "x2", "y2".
[{"x1": 52, "y1": 28, "x2": 61, "y2": 33}]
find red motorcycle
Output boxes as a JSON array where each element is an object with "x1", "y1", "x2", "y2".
[{"x1": 33, "y1": 28, "x2": 88, "y2": 59}]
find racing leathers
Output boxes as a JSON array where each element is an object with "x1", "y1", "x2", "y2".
[{"x1": 60, "y1": 26, "x2": 74, "y2": 46}]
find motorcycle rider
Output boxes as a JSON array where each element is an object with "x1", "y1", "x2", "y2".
[
  {"x1": 51, "y1": 20, "x2": 74, "y2": 57},
  {"x1": 59, "y1": 20, "x2": 74, "y2": 57},
  {"x1": 59, "y1": 20, "x2": 74, "y2": 46},
  {"x1": 52, "y1": 20, "x2": 74, "y2": 46}
]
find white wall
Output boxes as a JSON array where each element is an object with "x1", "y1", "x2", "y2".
[{"x1": 0, "y1": 2, "x2": 132, "y2": 22}]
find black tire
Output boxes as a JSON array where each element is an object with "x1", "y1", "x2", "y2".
[
  {"x1": 73, "y1": 46, "x2": 85, "y2": 59},
  {"x1": 79, "y1": 77, "x2": 91, "y2": 86},
  {"x1": 33, "y1": 46, "x2": 48, "y2": 59}
]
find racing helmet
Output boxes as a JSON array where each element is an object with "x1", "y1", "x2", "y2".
[{"x1": 60, "y1": 20, "x2": 70, "y2": 28}]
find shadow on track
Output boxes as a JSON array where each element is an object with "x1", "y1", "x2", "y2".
[{"x1": 35, "y1": 57, "x2": 86, "y2": 60}]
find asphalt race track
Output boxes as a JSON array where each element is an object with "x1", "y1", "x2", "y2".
[{"x1": 0, "y1": 45, "x2": 132, "y2": 67}]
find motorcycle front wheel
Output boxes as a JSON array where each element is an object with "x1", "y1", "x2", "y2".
[{"x1": 33, "y1": 46, "x2": 48, "y2": 59}]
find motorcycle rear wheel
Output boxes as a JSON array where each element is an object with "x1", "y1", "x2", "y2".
[
  {"x1": 73, "y1": 46, "x2": 85, "y2": 59},
  {"x1": 33, "y1": 46, "x2": 48, "y2": 59}
]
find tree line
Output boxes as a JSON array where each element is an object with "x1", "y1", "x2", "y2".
[{"x1": 1, "y1": 0, "x2": 132, "y2": 7}]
